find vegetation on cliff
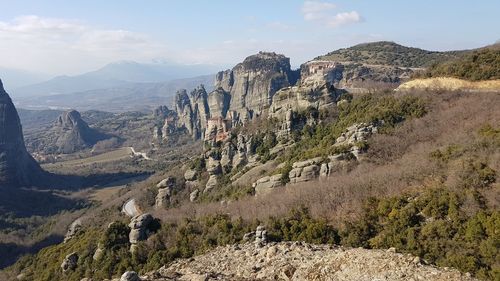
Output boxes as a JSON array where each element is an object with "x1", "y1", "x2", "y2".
[
  {"x1": 419, "y1": 48, "x2": 500, "y2": 81},
  {"x1": 5, "y1": 89, "x2": 498, "y2": 281},
  {"x1": 316, "y1": 41, "x2": 463, "y2": 68}
]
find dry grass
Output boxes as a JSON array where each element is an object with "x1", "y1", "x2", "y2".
[
  {"x1": 153, "y1": 90, "x2": 500, "y2": 227},
  {"x1": 397, "y1": 77, "x2": 500, "y2": 92}
]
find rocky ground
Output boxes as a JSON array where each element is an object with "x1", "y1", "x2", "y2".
[{"x1": 128, "y1": 242, "x2": 476, "y2": 281}]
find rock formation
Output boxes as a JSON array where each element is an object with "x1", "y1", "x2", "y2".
[
  {"x1": 301, "y1": 59, "x2": 414, "y2": 91},
  {"x1": 128, "y1": 213, "x2": 154, "y2": 253},
  {"x1": 153, "y1": 52, "x2": 300, "y2": 143},
  {"x1": 215, "y1": 52, "x2": 299, "y2": 119},
  {"x1": 0, "y1": 79, "x2": 45, "y2": 187},
  {"x1": 24, "y1": 108, "x2": 109, "y2": 155},
  {"x1": 155, "y1": 177, "x2": 175, "y2": 209},
  {"x1": 63, "y1": 219, "x2": 82, "y2": 243},
  {"x1": 52, "y1": 110, "x2": 107, "y2": 154},
  {"x1": 145, "y1": 242, "x2": 477, "y2": 281},
  {"x1": 60, "y1": 252, "x2": 78, "y2": 272},
  {"x1": 120, "y1": 271, "x2": 141, "y2": 281}
]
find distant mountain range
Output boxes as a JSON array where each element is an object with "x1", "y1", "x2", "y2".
[
  {"x1": 2, "y1": 60, "x2": 219, "y2": 112},
  {"x1": 0, "y1": 67, "x2": 50, "y2": 89},
  {"x1": 14, "y1": 74, "x2": 215, "y2": 112},
  {"x1": 10, "y1": 60, "x2": 220, "y2": 98}
]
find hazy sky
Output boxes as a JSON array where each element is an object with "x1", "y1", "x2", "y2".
[{"x1": 0, "y1": 0, "x2": 499, "y2": 75}]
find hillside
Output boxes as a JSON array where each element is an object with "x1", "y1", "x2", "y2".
[
  {"x1": 4, "y1": 88, "x2": 498, "y2": 281},
  {"x1": 1, "y1": 47, "x2": 499, "y2": 281},
  {"x1": 316, "y1": 41, "x2": 465, "y2": 68},
  {"x1": 419, "y1": 48, "x2": 500, "y2": 81}
]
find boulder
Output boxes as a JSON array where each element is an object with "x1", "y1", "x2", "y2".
[
  {"x1": 255, "y1": 226, "x2": 268, "y2": 247},
  {"x1": 189, "y1": 189, "x2": 200, "y2": 202},
  {"x1": 205, "y1": 175, "x2": 218, "y2": 192},
  {"x1": 61, "y1": 252, "x2": 78, "y2": 272},
  {"x1": 320, "y1": 163, "x2": 329, "y2": 178},
  {"x1": 206, "y1": 157, "x2": 222, "y2": 175},
  {"x1": 120, "y1": 271, "x2": 140, "y2": 281},
  {"x1": 335, "y1": 122, "x2": 378, "y2": 154},
  {"x1": 184, "y1": 169, "x2": 197, "y2": 181},
  {"x1": 93, "y1": 245, "x2": 104, "y2": 261},
  {"x1": 128, "y1": 213, "x2": 154, "y2": 252},
  {"x1": 155, "y1": 187, "x2": 171, "y2": 209},
  {"x1": 156, "y1": 177, "x2": 175, "y2": 188}
]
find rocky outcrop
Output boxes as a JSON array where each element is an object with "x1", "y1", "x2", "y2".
[
  {"x1": 153, "y1": 52, "x2": 299, "y2": 143},
  {"x1": 25, "y1": 109, "x2": 109, "y2": 154},
  {"x1": 155, "y1": 177, "x2": 175, "y2": 208},
  {"x1": 205, "y1": 175, "x2": 218, "y2": 192},
  {"x1": 61, "y1": 252, "x2": 78, "y2": 272},
  {"x1": 255, "y1": 226, "x2": 268, "y2": 247},
  {"x1": 269, "y1": 74, "x2": 343, "y2": 120},
  {"x1": 0, "y1": 79, "x2": 45, "y2": 187},
  {"x1": 189, "y1": 189, "x2": 199, "y2": 202},
  {"x1": 335, "y1": 122, "x2": 378, "y2": 158},
  {"x1": 120, "y1": 271, "x2": 140, "y2": 281},
  {"x1": 128, "y1": 213, "x2": 154, "y2": 253},
  {"x1": 288, "y1": 157, "x2": 323, "y2": 184},
  {"x1": 184, "y1": 169, "x2": 197, "y2": 181},
  {"x1": 301, "y1": 60, "x2": 414, "y2": 90},
  {"x1": 216, "y1": 52, "x2": 298, "y2": 119},
  {"x1": 64, "y1": 219, "x2": 82, "y2": 243},
  {"x1": 53, "y1": 110, "x2": 107, "y2": 154},
  {"x1": 148, "y1": 242, "x2": 476, "y2": 281},
  {"x1": 253, "y1": 174, "x2": 283, "y2": 195}
]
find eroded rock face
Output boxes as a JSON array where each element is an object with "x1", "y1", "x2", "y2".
[
  {"x1": 205, "y1": 175, "x2": 218, "y2": 192},
  {"x1": 288, "y1": 157, "x2": 323, "y2": 184},
  {"x1": 301, "y1": 60, "x2": 414, "y2": 90},
  {"x1": 64, "y1": 219, "x2": 82, "y2": 243},
  {"x1": 61, "y1": 252, "x2": 78, "y2": 272},
  {"x1": 154, "y1": 52, "x2": 298, "y2": 143},
  {"x1": 155, "y1": 188, "x2": 171, "y2": 209},
  {"x1": 253, "y1": 174, "x2": 283, "y2": 195},
  {"x1": 335, "y1": 122, "x2": 378, "y2": 158},
  {"x1": 0, "y1": 79, "x2": 45, "y2": 187},
  {"x1": 216, "y1": 52, "x2": 298, "y2": 119}
]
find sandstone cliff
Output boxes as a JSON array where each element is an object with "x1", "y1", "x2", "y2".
[
  {"x1": 153, "y1": 52, "x2": 299, "y2": 143},
  {"x1": 0, "y1": 79, "x2": 45, "y2": 187},
  {"x1": 215, "y1": 51, "x2": 299, "y2": 119}
]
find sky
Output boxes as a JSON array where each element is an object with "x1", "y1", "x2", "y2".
[{"x1": 0, "y1": 0, "x2": 499, "y2": 76}]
